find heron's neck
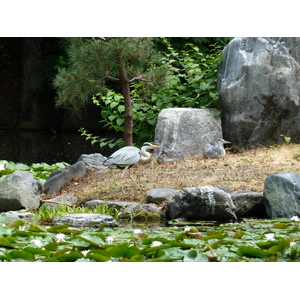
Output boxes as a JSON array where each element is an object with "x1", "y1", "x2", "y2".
[{"x1": 139, "y1": 146, "x2": 151, "y2": 162}]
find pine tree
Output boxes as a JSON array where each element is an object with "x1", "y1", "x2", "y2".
[{"x1": 54, "y1": 37, "x2": 166, "y2": 146}]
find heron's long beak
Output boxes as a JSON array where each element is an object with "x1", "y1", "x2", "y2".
[{"x1": 151, "y1": 145, "x2": 162, "y2": 148}]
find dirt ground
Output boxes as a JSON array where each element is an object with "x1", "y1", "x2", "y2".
[{"x1": 57, "y1": 143, "x2": 300, "y2": 204}]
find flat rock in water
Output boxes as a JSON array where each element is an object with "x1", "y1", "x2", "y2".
[
  {"x1": 84, "y1": 200, "x2": 162, "y2": 221},
  {"x1": 264, "y1": 172, "x2": 300, "y2": 218},
  {"x1": 52, "y1": 213, "x2": 119, "y2": 228}
]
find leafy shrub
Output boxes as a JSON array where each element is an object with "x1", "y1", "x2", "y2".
[
  {"x1": 0, "y1": 160, "x2": 68, "y2": 184},
  {"x1": 81, "y1": 39, "x2": 224, "y2": 148}
]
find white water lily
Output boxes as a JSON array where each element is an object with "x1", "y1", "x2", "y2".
[
  {"x1": 134, "y1": 229, "x2": 141, "y2": 234},
  {"x1": 106, "y1": 236, "x2": 114, "y2": 243},
  {"x1": 265, "y1": 233, "x2": 275, "y2": 241},
  {"x1": 81, "y1": 250, "x2": 89, "y2": 257},
  {"x1": 184, "y1": 227, "x2": 191, "y2": 232},
  {"x1": 32, "y1": 239, "x2": 42, "y2": 248},
  {"x1": 0, "y1": 164, "x2": 5, "y2": 171},
  {"x1": 151, "y1": 241, "x2": 162, "y2": 247},
  {"x1": 55, "y1": 233, "x2": 66, "y2": 242},
  {"x1": 291, "y1": 216, "x2": 300, "y2": 221}
]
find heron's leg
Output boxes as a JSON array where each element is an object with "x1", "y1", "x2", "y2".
[{"x1": 128, "y1": 173, "x2": 143, "y2": 191}]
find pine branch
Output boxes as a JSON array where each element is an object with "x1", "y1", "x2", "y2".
[{"x1": 129, "y1": 75, "x2": 151, "y2": 83}]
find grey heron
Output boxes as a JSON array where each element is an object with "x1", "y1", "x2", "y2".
[
  {"x1": 203, "y1": 138, "x2": 231, "y2": 158},
  {"x1": 103, "y1": 142, "x2": 161, "y2": 191}
]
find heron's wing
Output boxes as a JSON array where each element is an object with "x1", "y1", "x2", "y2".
[
  {"x1": 203, "y1": 143, "x2": 219, "y2": 158},
  {"x1": 103, "y1": 146, "x2": 141, "y2": 167}
]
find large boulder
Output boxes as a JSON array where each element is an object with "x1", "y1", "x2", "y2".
[
  {"x1": 218, "y1": 37, "x2": 300, "y2": 150},
  {"x1": 154, "y1": 108, "x2": 222, "y2": 161},
  {"x1": 165, "y1": 186, "x2": 237, "y2": 221},
  {"x1": 264, "y1": 172, "x2": 300, "y2": 218},
  {"x1": 44, "y1": 160, "x2": 86, "y2": 194},
  {"x1": 0, "y1": 171, "x2": 43, "y2": 212}
]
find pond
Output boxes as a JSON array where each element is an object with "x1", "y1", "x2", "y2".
[
  {"x1": 0, "y1": 130, "x2": 116, "y2": 165},
  {"x1": 0, "y1": 216, "x2": 300, "y2": 261}
]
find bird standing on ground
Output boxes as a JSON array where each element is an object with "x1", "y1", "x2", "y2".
[
  {"x1": 203, "y1": 138, "x2": 231, "y2": 158},
  {"x1": 103, "y1": 142, "x2": 161, "y2": 191}
]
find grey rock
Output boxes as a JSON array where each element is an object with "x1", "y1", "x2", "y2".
[
  {"x1": 146, "y1": 188, "x2": 178, "y2": 204},
  {"x1": 84, "y1": 200, "x2": 162, "y2": 221},
  {"x1": 40, "y1": 193, "x2": 79, "y2": 209},
  {"x1": 166, "y1": 186, "x2": 237, "y2": 221},
  {"x1": 230, "y1": 190, "x2": 266, "y2": 218},
  {"x1": 0, "y1": 171, "x2": 42, "y2": 212},
  {"x1": 84, "y1": 200, "x2": 132, "y2": 211},
  {"x1": 52, "y1": 213, "x2": 119, "y2": 228},
  {"x1": 0, "y1": 209, "x2": 34, "y2": 221},
  {"x1": 154, "y1": 108, "x2": 222, "y2": 160},
  {"x1": 77, "y1": 153, "x2": 107, "y2": 171},
  {"x1": 157, "y1": 149, "x2": 185, "y2": 163},
  {"x1": 218, "y1": 37, "x2": 300, "y2": 150},
  {"x1": 264, "y1": 172, "x2": 300, "y2": 218},
  {"x1": 44, "y1": 160, "x2": 86, "y2": 194}
]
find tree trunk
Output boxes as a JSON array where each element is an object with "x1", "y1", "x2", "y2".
[{"x1": 116, "y1": 51, "x2": 133, "y2": 146}]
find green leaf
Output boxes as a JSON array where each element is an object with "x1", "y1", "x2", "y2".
[
  {"x1": 28, "y1": 224, "x2": 46, "y2": 232},
  {"x1": 118, "y1": 105, "x2": 125, "y2": 113},
  {"x1": 7, "y1": 219, "x2": 25, "y2": 228},
  {"x1": 5, "y1": 161, "x2": 16, "y2": 170},
  {"x1": 23, "y1": 247, "x2": 50, "y2": 257},
  {"x1": 8, "y1": 249, "x2": 35, "y2": 261},
  {"x1": 110, "y1": 102, "x2": 118, "y2": 109},
  {"x1": 0, "y1": 237, "x2": 16, "y2": 249},
  {"x1": 238, "y1": 246, "x2": 270, "y2": 258},
  {"x1": 47, "y1": 224, "x2": 70, "y2": 233},
  {"x1": 110, "y1": 244, "x2": 129, "y2": 258},
  {"x1": 272, "y1": 223, "x2": 290, "y2": 229},
  {"x1": 116, "y1": 118, "x2": 124, "y2": 126},
  {"x1": 15, "y1": 163, "x2": 31, "y2": 171},
  {"x1": 184, "y1": 250, "x2": 209, "y2": 262}
]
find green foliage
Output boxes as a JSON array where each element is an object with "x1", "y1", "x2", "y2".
[
  {"x1": 0, "y1": 160, "x2": 68, "y2": 184},
  {"x1": 35, "y1": 203, "x2": 121, "y2": 224},
  {"x1": 146, "y1": 38, "x2": 222, "y2": 110},
  {"x1": 1, "y1": 217, "x2": 300, "y2": 262},
  {"x1": 80, "y1": 38, "x2": 224, "y2": 147}
]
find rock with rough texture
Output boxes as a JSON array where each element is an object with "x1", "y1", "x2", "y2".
[
  {"x1": 218, "y1": 37, "x2": 300, "y2": 150},
  {"x1": 166, "y1": 186, "x2": 237, "y2": 221},
  {"x1": 230, "y1": 190, "x2": 266, "y2": 218},
  {"x1": 44, "y1": 160, "x2": 86, "y2": 194},
  {"x1": 0, "y1": 171, "x2": 42, "y2": 212},
  {"x1": 264, "y1": 173, "x2": 300, "y2": 218},
  {"x1": 52, "y1": 213, "x2": 119, "y2": 228},
  {"x1": 77, "y1": 153, "x2": 107, "y2": 171},
  {"x1": 84, "y1": 200, "x2": 162, "y2": 221},
  {"x1": 40, "y1": 193, "x2": 79, "y2": 209},
  {"x1": 146, "y1": 188, "x2": 178, "y2": 204},
  {"x1": 154, "y1": 108, "x2": 222, "y2": 161}
]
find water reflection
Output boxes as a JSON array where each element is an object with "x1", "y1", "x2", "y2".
[{"x1": 0, "y1": 130, "x2": 115, "y2": 165}]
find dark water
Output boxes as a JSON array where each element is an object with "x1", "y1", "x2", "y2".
[{"x1": 0, "y1": 130, "x2": 117, "y2": 165}]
